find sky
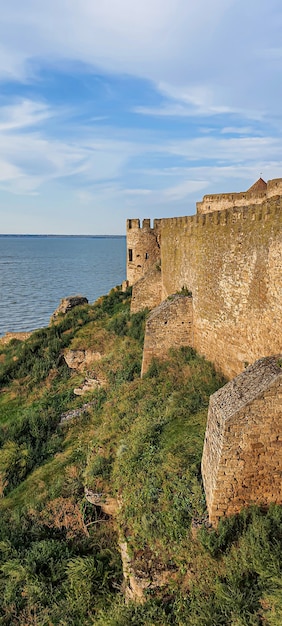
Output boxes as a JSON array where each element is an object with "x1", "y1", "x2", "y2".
[{"x1": 1, "y1": 0, "x2": 282, "y2": 234}]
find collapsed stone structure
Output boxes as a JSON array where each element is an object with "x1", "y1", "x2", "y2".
[
  {"x1": 202, "y1": 355, "x2": 282, "y2": 526},
  {"x1": 126, "y1": 177, "x2": 282, "y2": 524},
  {"x1": 50, "y1": 295, "x2": 88, "y2": 322},
  {"x1": 141, "y1": 294, "x2": 193, "y2": 376}
]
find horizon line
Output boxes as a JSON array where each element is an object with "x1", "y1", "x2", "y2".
[{"x1": 0, "y1": 233, "x2": 125, "y2": 238}]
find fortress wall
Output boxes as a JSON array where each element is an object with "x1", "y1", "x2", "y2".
[
  {"x1": 126, "y1": 219, "x2": 160, "y2": 285},
  {"x1": 196, "y1": 178, "x2": 282, "y2": 215},
  {"x1": 196, "y1": 191, "x2": 267, "y2": 214},
  {"x1": 141, "y1": 295, "x2": 193, "y2": 376},
  {"x1": 202, "y1": 360, "x2": 282, "y2": 526},
  {"x1": 131, "y1": 264, "x2": 162, "y2": 314},
  {"x1": 267, "y1": 178, "x2": 282, "y2": 197},
  {"x1": 160, "y1": 198, "x2": 282, "y2": 378}
]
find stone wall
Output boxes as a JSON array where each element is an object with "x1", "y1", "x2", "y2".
[
  {"x1": 131, "y1": 263, "x2": 162, "y2": 314},
  {"x1": 141, "y1": 294, "x2": 193, "y2": 376},
  {"x1": 126, "y1": 218, "x2": 161, "y2": 285},
  {"x1": 201, "y1": 356, "x2": 282, "y2": 526},
  {"x1": 196, "y1": 177, "x2": 282, "y2": 215},
  {"x1": 160, "y1": 197, "x2": 282, "y2": 378},
  {"x1": 196, "y1": 190, "x2": 266, "y2": 214}
]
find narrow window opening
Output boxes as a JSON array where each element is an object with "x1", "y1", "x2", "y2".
[
  {"x1": 128, "y1": 249, "x2": 133, "y2": 262},
  {"x1": 145, "y1": 252, "x2": 149, "y2": 260},
  {"x1": 128, "y1": 220, "x2": 132, "y2": 229}
]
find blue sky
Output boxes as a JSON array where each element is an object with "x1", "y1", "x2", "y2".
[{"x1": 1, "y1": 0, "x2": 282, "y2": 234}]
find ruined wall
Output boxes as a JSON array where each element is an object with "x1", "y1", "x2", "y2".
[
  {"x1": 202, "y1": 356, "x2": 282, "y2": 526},
  {"x1": 126, "y1": 219, "x2": 161, "y2": 285},
  {"x1": 196, "y1": 177, "x2": 282, "y2": 215},
  {"x1": 141, "y1": 294, "x2": 193, "y2": 376},
  {"x1": 160, "y1": 197, "x2": 282, "y2": 379},
  {"x1": 131, "y1": 264, "x2": 162, "y2": 314}
]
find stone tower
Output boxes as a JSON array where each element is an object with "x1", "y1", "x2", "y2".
[{"x1": 126, "y1": 218, "x2": 161, "y2": 286}]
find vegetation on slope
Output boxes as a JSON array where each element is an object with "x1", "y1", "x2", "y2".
[{"x1": 0, "y1": 287, "x2": 281, "y2": 625}]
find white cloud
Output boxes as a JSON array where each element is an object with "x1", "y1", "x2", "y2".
[
  {"x1": 0, "y1": 0, "x2": 281, "y2": 118},
  {"x1": 0, "y1": 95, "x2": 144, "y2": 195},
  {"x1": 164, "y1": 136, "x2": 282, "y2": 163},
  {"x1": 1, "y1": 91, "x2": 281, "y2": 202},
  {"x1": 220, "y1": 127, "x2": 258, "y2": 136},
  {"x1": 124, "y1": 189, "x2": 152, "y2": 196},
  {"x1": 163, "y1": 179, "x2": 208, "y2": 200},
  {"x1": 0, "y1": 99, "x2": 53, "y2": 132}
]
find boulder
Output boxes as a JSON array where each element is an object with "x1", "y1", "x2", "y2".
[
  {"x1": 73, "y1": 376, "x2": 104, "y2": 396},
  {"x1": 64, "y1": 349, "x2": 101, "y2": 371},
  {"x1": 50, "y1": 295, "x2": 88, "y2": 322}
]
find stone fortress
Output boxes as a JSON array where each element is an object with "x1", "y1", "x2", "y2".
[{"x1": 126, "y1": 177, "x2": 282, "y2": 526}]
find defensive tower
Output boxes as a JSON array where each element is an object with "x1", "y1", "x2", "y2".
[{"x1": 126, "y1": 218, "x2": 161, "y2": 285}]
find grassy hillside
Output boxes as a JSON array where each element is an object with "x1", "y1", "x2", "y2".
[{"x1": 0, "y1": 287, "x2": 281, "y2": 626}]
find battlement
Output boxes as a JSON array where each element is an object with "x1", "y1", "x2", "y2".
[
  {"x1": 126, "y1": 217, "x2": 160, "y2": 285},
  {"x1": 126, "y1": 176, "x2": 282, "y2": 525},
  {"x1": 161, "y1": 196, "x2": 282, "y2": 234},
  {"x1": 196, "y1": 177, "x2": 282, "y2": 215},
  {"x1": 127, "y1": 218, "x2": 156, "y2": 231},
  {"x1": 126, "y1": 191, "x2": 282, "y2": 292},
  {"x1": 127, "y1": 187, "x2": 282, "y2": 376}
]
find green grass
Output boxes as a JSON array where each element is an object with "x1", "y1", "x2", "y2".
[{"x1": 0, "y1": 287, "x2": 281, "y2": 625}]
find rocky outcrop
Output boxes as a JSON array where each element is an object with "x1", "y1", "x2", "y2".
[
  {"x1": 85, "y1": 489, "x2": 119, "y2": 516},
  {"x1": 64, "y1": 349, "x2": 101, "y2": 372},
  {"x1": 59, "y1": 401, "x2": 96, "y2": 425},
  {"x1": 50, "y1": 295, "x2": 88, "y2": 322},
  {"x1": 73, "y1": 376, "x2": 105, "y2": 395},
  {"x1": 0, "y1": 331, "x2": 33, "y2": 345},
  {"x1": 64, "y1": 349, "x2": 105, "y2": 395},
  {"x1": 85, "y1": 487, "x2": 175, "y2": 602}
]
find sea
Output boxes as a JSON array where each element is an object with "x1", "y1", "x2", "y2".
[{"x1": 0, "y1": 235, "x2": 126, "y2": 337}]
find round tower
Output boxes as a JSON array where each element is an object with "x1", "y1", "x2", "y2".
[{"x1": 126, "y1": 218, "x2": 160, "y2": 285}]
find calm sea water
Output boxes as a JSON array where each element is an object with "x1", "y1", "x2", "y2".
[{"x1": 0, "y1": 236, "x2": 126, "y2": 337}]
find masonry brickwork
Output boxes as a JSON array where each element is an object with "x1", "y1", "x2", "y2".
[
  {"x1": 196, "y1": 177, "x2": 282, "y2": 215},
  {"x1": 201, "y1": 356, "x2": 282, "y2": 526},
  {"x1": 126, "y1": 218, "x2": 161, "y2": 286},
  {"x1": 141, "y1": 294, "x2": 193, "y2": 376},
  {"x1": 128, "y1": 188, "x2": 282, "y2": 379},
  {"x1": 131, "y1": 263, "x2": 162, "y2": 314},
  {"x1": 126, "y1": 177, "x2": 282, "y2": 524},
  {"x1": 160, "y1": 198, "x2": 282, "y2": 379}
]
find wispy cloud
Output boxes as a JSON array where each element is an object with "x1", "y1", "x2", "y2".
[
  {"x1": 0, "y1": 1, "x2": 282, "y2": 232},
  {"x1": 220, "y1": 127, "x2": 258, "y2": 136},
  {"x1": 0, "y1": 99, "x2": 54, "y2": 132}
]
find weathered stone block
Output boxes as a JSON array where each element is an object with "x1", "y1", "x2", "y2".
[
  {"x1": 141, "y1": 294, "x2": 193, "y2": 376},
  {"x1": 202, "y1": 355, "x2": 282, "y2": 526}
]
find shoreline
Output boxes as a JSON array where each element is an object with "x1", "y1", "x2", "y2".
[{"x1": 0, "y1": 331, "x2": 34, "y2": 345}]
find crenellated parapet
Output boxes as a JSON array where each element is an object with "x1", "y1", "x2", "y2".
[
  {"x1": 196, "y1": 177, "x2": 282, "y2": 215},
  {"x1": 126, "y1": 218, "x2": 161, "y2": 286},
  {"x1": 127, "y1": 187, "x2": 282, "y2": 379},
  {"x1": 126, "y1": 178, "x2": 282, "y2": 526}
]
